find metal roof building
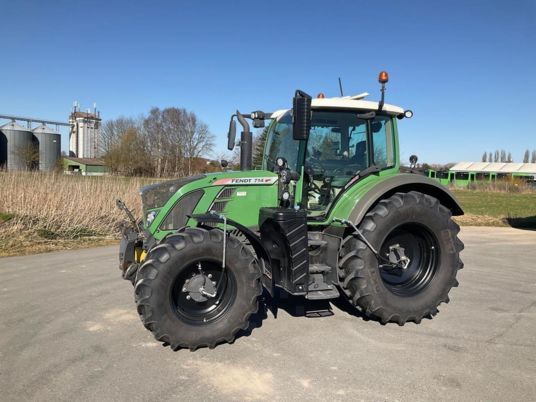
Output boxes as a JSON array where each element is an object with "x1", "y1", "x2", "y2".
[
  {"x1": 63, "y1": 157, "x2": 110, "y2": 176},
  {"x1": 450, "y1": 162, "x2": 536, "y2": 175}
]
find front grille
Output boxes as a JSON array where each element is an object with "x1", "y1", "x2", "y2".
[
  {"x1": 159, "y1": 190, "x2": 204, "y2": 230},
  {"x1": 218, "y1": 187, "x2": 236, "y2": 199},
  {"x1": 211, "y1": 200, "x2": 228, "y2": 213},
  {"x1": 208, "y1": 187, "x2": 236, "y2": 214}
]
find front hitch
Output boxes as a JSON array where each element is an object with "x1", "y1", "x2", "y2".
[
  {"x1": 116, "y1": 199, "x2": 144, "y2": 284},
  {"x1": 116, "y1": 199, "x2": 140, "y2": 233}
]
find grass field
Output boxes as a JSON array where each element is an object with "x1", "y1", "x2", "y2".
[
  {"x1": 1, "y1": 172, "x2": 535, "y2": 256},
  {"x1": 452, "y1": 189, "x2": 536, "y2": 229}
]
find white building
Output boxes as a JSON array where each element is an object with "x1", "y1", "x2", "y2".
[{"x1": 69, "y1": 103, "x2": 101, "y2": 158}]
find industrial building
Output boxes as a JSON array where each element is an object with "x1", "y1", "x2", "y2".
[
  {"x1": 0, "y1": 102, "x2": 102, "y2": 172},
  {"x1": 0, "y1": 117, "x2": 65, "y2": 171},
  {"x1": 32, "y1": 124, "x2": 61, "y2": 171},
  {"x1": 63, "y1": 157, "x2": 110, "y2": 176},
  {"x1": 69, "y1": 103, "x2": 101, "y2": 159},
  {"x1": 428, "y1": 162, "x2": 536, "y2": 187},
  {"x1": 0, "y1": 121, "x2": 39, "y2": 170}
]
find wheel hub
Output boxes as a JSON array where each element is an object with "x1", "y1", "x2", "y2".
[
  {"x1": 184, "y1": 273, "x2": 217, "y2": 303},
  {"x1": 387, "y1": 244, "x2": 411, "y2": 269}
]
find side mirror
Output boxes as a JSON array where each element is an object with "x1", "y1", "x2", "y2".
[
  {"x1": 227, "y1": 118, "x2": 236, "y2": 150},
  {"x1": 292, "y1": 90, "x2": 312, "y2": 140}
]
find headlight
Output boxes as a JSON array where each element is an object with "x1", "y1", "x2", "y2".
[{"x1": 146, "y1": 211, "x2": 157, "y2": 226}]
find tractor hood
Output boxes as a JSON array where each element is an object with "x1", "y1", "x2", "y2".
[
  {"x1": 140, "y1": 174, "x2": 206, "y2": 212},
  {"x1": 140, "y1": 170, "x2": 279, "y2": 225}
]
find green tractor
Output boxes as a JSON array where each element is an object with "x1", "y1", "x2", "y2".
[{"x1": 118, "y1": 72, "x2": 464, "y2": 350}]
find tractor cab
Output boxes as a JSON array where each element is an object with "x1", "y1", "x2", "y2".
[{"x1": 262, "y1": 98, "x2": 404, "y2": 215}]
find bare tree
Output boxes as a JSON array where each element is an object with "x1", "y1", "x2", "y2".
[
  {"x1": 487, "y1": 152, "x2": 492, "y2": 163},
  {"x1": 523, "y1": 149, "x2": 530, "y2": 163},
  {"x1": 104, "y1": 127, "x2": 152, "y2": 176},
  {"x1": 182, "y1": 117, "x2": 215, "y2": 176},
  {"x1": 532, "y1": 150, "x2": 536, "y2": 164},
  {"x1": 143, "y1": 108, "x2": 168, "y2": 177},
  {"x1": 507, "y1": 152, "x2": 513, "y2": 163},
  {"x1": 481, "y1": 151, "x2": 487, "y2": 162},
  {"x1": 101, "y1": 107, "x2": 215, "y2": 177},
  {"x1": 494, "y1": 150, "x2": 499, "y2": 162},
  {"x1": 99, "y1": 117, "x2": 140, "y2": 157}
]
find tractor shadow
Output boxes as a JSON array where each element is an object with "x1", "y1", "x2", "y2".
[
  {"x1": 505, "y1": 215, "x2": 536, "y2": 231},
  {"x1": 235, "y1": 289, "x2": 368, "y2": 341}
]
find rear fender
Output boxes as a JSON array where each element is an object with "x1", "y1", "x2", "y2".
[{"x1": 348, "y1": 174, "x2": 464, "y2": 225}]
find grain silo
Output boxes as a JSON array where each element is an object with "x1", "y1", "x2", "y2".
[
  {"x1": 33, "y1": 124, "x2": 61, "y2": 171},
  {"x1": 0, "y1": 129, "x2": 6, "y2": 169},
  {"x1": 0, "y1": 121, "x2": 38, "y2": 170}
]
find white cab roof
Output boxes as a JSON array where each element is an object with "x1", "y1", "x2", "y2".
[{"x1": 271, "y1": 94, "x2": 405, "y2": 119}]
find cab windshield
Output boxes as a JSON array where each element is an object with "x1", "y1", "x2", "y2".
[{"x1": 264, "y1": 110, "x2": 396, "y2": 214}]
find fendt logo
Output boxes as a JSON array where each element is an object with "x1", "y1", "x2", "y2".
[{"x1": 212, "y1": 177, "x2": 278, "y2": 186}]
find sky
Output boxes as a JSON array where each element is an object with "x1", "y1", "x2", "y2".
[{"x1": 0, "y1": 0, "x2": 534, "y2": 164}]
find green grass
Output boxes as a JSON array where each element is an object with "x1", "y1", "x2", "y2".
[
  {"x1": 0, "y1": 212, "x2": 15, "y2": 223},
  {"x1": 452, "y1": 190, "x2": 536, "y2": 229}
]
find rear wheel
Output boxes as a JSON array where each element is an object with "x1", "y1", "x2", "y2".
[
  {"x1": 339, "y1": 191, "x2": 464, "y2": 325},
  {"x1": 134, "y1": 227, "x2": 262, "y2": 350}
]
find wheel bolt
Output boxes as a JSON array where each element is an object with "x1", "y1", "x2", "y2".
[
  {"x1": 212, "y1": 281, "x2": 216, "y2": 286},
  {"x1": 186, "y1": 295, "x2": 191, "y2": 300},
  {"x1": 182, "y1": 287, "x2": 187, "y2": 292},
  {"x1": 208, "y1": 274, "x2": 212, "y2": 279}
]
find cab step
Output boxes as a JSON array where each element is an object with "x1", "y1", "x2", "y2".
[
  {"x1": 306, "y1": 287, "x2": 340, "y2": 300},
  {"x1": 308, "y1": 238, "x2": 328, "y2": 247},
  {"x1": 309, "y1": 263, "x2": 332, "y2": 274}
]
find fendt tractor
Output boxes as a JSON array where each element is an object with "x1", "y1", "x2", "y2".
[{"x1": 117, "y1": 72, "x2": 464, "y2": 350}]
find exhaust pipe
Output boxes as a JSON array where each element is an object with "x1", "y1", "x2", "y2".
[{"x1": 236, "y1": 111, "x2": 252, "y2": 171}]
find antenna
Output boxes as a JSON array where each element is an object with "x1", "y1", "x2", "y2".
[{"x1": 338, "y1": 77, "x2": 344, "y2": 97}]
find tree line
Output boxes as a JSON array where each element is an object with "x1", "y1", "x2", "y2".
[
  {"x1": 99, "y1": 107, "x2": 217, "y2": 177},
  {"x1": 481, "y1": 149, "x2": 536, "y2": 163}
]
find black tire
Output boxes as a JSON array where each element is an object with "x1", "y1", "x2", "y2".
[
  {"x1": 339, "y1": 191, "x2": 464, "y2": 325},
  {"x1": 134, "y1": 227, "x2": 262, "y2": 350},
  {"x1": 123, "y1": 263, "x2": 139, "y2": 286}
]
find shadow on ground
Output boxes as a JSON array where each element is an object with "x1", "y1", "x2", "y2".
[
  {"x1": 234, "y1": 289, "x2": 369, "y2": 342},
  {"x1": 505, "y1": 215, "x2": 536, "y2": 230}
]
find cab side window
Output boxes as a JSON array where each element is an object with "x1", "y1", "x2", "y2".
[
  {"x1": 265, "y1": 114, "x2": 300, "y2": 171},
  {"x1": 372, "y1": 117, "x2": 395, "y2": 168}
]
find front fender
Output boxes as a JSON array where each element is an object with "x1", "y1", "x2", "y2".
[{"x1": 348, "y1": 174, "x2": 464, "y2": 225}]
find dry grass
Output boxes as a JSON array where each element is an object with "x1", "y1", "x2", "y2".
[
  {"x1": 1, "y1": 171, "x2": 535, "y2": 257},
  {"x1": 0, "y1": 171, "x2": 156, "y2": 256},
  {"x1": 464, "y1": 179, "x2": 535, "y2": 193}
]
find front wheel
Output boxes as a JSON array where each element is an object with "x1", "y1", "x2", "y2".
[
  {"x1": 339, "y1": 191, "x2": 464, "y2": 325},
  {"x1": 134, "y1": 227, "x2": 262, "y2": 350}
]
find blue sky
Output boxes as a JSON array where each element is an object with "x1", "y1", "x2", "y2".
[{"x1": 1, "y1": 0, "x2": 534, "y2": 164}]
